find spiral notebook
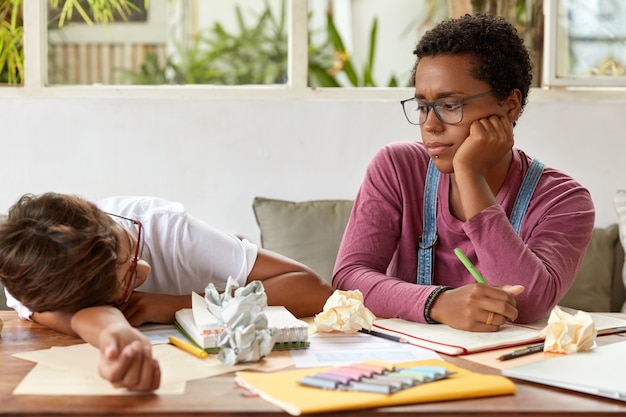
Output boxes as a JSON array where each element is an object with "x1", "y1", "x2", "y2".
[{"x1": 174, "y1": 292, "x2": 310, "y2": 352}]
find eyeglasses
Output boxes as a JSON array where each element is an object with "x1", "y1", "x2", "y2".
[
  {"x1": 400, "y1": 91, "x2": 494, "y2": 126},
  {"x1": 107, "y1": 213, "x2": 144, "y2": 305}
]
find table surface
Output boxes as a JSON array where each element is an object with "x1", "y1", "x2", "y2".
[{"x1": 2, "y1": 311, "x2": 626, "y2": 417}]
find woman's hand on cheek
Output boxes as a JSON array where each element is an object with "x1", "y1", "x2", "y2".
[{"x1": 453, "y1": 115, "x2": 514, "y2": 176}]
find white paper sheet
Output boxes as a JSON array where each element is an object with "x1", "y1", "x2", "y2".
[{"x1": 289, "y1": 331, "x2": 440, "y2": 368}]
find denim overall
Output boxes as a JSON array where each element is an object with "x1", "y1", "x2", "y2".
[{"x1": 417, "y1": 158, "x2": 545, "y2": 284}]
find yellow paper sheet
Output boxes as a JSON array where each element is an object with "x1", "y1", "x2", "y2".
[
  {"x1": 235, "y1": 358, "x2": 517, "y2": 415},
  {"x1": 14, "y1": 363, "x2": 187, "y2": 395},
  {"x1": 12, "y1": 343, "x2": 253, "y2": 395}
]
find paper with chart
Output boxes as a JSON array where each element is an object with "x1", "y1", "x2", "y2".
[{"x1": 289, "y1": 331, "x2": 440, "y2": 368}]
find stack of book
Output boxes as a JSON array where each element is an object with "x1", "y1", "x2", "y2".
[{"x1": 174, "y1": 292, "x2": 309, "y2": 352}]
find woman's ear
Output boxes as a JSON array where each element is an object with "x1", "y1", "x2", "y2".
[{"x1": 504, "y1": 89, "x2": 523, "y2": 124}]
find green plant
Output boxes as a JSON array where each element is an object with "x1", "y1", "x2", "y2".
[
  {"x1": 120, "y1": 1, "x2": 401, "y2": 88},
  {"x1": 0, "y1": 0, "x2": 23, "y2": 84},
  {"x1": 322, "y1": 8, "x2": 400, "y2": 87},
  {"x1": 0, "y1": 0, "x2": 146, "y2": 85},
  {"x1": 122, "y1": 0, "x2": 289, "y2": 85},
  {"x1": 47, "y1": 0, "x2": 144, "y2": 26}
]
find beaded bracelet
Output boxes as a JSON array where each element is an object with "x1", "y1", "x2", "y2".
[{"x1": 424, "y1": 286, "x2": 453, "y2": 324}]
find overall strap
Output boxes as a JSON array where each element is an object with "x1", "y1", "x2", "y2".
[
  {"x1": 417, "y1": 160, "x2": 440, "y2": 285},
  {"x1": 509, "y1": 158, "x2": 544, "y2": 234},
  {"x1": 416, "y1": 158, "x2": 544, "y2": 284}
]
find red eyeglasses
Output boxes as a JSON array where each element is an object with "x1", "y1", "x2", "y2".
[{"x1": 107, "y1": 213, "x2": 144, "y2": 304}]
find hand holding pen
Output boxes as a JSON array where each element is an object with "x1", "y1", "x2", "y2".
[
  {"x1": 454, "y1": 247, "x2": 498, "y2": 326},
  {"x1": 453, "y1": 248, "x2": 524, "y2": 329},
  {"x1": 454, "y1": 248, "x2": 488, "y2": 284}
]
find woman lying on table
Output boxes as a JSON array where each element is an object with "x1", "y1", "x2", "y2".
[{"x1": 0, "y1": 193, "x2": 333, "y2": 391}]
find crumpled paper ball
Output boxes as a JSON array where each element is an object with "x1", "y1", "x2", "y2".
[
  {"x1": 314, "y1": 289, "x2": 376, "y2": 333},
  {"x1": 540, "y1": 306, "x2": 597, "y2": 354},
  {"x1": 205, "y1": 277, "x2": 275, "y2": 365}
]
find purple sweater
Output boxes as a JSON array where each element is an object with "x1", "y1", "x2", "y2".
[{"x1": 333, "y1": 142, "x2": 595, "y2": 324}]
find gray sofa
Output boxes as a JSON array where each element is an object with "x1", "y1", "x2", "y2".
[{"x1": 252, "y1": 197, "x2": 626, "y2": 313}]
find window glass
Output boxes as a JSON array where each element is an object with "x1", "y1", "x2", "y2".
[
  {"x1": 307, "y1": 0, "x2": 443, "y2": 88},
  {"x1": 552, "y1": 0, "x2": 626, "y2": 84},
  {"x1": 46, "y1": 0, "x2": 288, "y2": 86},
  {"x1": 0, "y1": 0, "x2": 24, "y2": 85},
  {"x1": 308, "y1": 0, "x2": 543, "y2": 88},
  {"x1": 9, "y1": 0, "x2": 608, "y2": 89}
]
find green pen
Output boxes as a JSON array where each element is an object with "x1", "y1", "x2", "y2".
[{"x1": 454, "y1": 247, "x2": 488, "y2": 285}]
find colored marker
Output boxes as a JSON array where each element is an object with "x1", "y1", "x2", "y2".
[
  {"x1": 350, "y1": 380, "x2": 396, "y2": 394},
  {"x1": 168, "y1": 336, "x2": 208, "y2": 359},
  {"x1": 405, "y1": 366, "x2": 450, "y2": 379},
  {"x1": 314, "y1": 371, "x2": 354, "y2": 385},
  {"x1": 454, "y1": 247, "x2": 488, "y2": 284},
  {"x1": 341, "y1": 365, "x2": 377, "y2": 378},
  {"x1": 299, "y1": 375, "x2": 340, "y2": 390},
  {"x1": 360, "y1": 376, "x2": 405, "y2": 390},
  {"x1": 298, "y1": 362, "x2": 455, "y2": 394}
]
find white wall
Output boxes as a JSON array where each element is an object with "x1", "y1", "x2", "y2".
[{"x1": 1, "y1": 90, "x2": 625, "y2": 244}]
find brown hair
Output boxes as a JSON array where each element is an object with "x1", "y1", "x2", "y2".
[{"x1": 0, "y1": 192, "x2": 120, "y2": 313}]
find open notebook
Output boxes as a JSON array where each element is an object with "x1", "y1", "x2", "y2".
[
  {"x1": 371, "y1": 307, "x2": 626, "y2": 356},
  {"x1": 175, "y1": 292, "x2": 309, "y2": 352},
  {"x1": 502, "y1": 340, "x2": 626, "y2": 401}
]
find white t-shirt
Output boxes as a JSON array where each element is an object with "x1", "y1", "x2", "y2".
[{"x1": 5, "y1": 196, "x2": 258, "y2": 319}]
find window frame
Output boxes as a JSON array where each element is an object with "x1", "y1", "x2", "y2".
[
  {"x1": 543, "y1": 0, "x2": 626, "y2": 87},
  {"x1": 15, "y1": 0, "x2": 406, "y2": 99},
  {"x1": 9, "y1": 0, "x2": 626, "y2": 98}
]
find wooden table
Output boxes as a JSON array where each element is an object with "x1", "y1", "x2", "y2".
[{"x1": 2, "y1": 311, "x2": 626, "y2": 417}]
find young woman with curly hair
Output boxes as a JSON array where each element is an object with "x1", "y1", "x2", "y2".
[{"x1": 333, "y1": 13, "x2": 594, "y2": 332}]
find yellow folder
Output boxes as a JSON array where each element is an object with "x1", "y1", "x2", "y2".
[{"x1": 235, "y1": 358, "x2": 516, "y2": 415}]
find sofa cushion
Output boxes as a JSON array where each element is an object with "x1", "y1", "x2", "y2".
[
  {"x1": 559, "y1": 224, "x2": 624, "y2": 312},
  {"x1": 0, "y1": 214, "x2": 7, "y2": 310},
  {"x1": 252, "y1": 197, "x2": 353, "y2": 283},
  {"x1": 613, "y1": 190, "x2": 626, "y2": 312}
]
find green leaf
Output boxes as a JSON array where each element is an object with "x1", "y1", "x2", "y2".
[
  {"x1": 325, "y1": 9, "x2": 358, "y2": 86},
  {"x1": 308, "y1": 65, "x2": 341, "y2": 87},
  {"x1": 363, "y1": 17, "x2": 378, "y2": 87}
]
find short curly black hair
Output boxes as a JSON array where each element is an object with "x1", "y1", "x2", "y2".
[{"x1": 411, "y1": 13, "x2": 533, "y2": 115}]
